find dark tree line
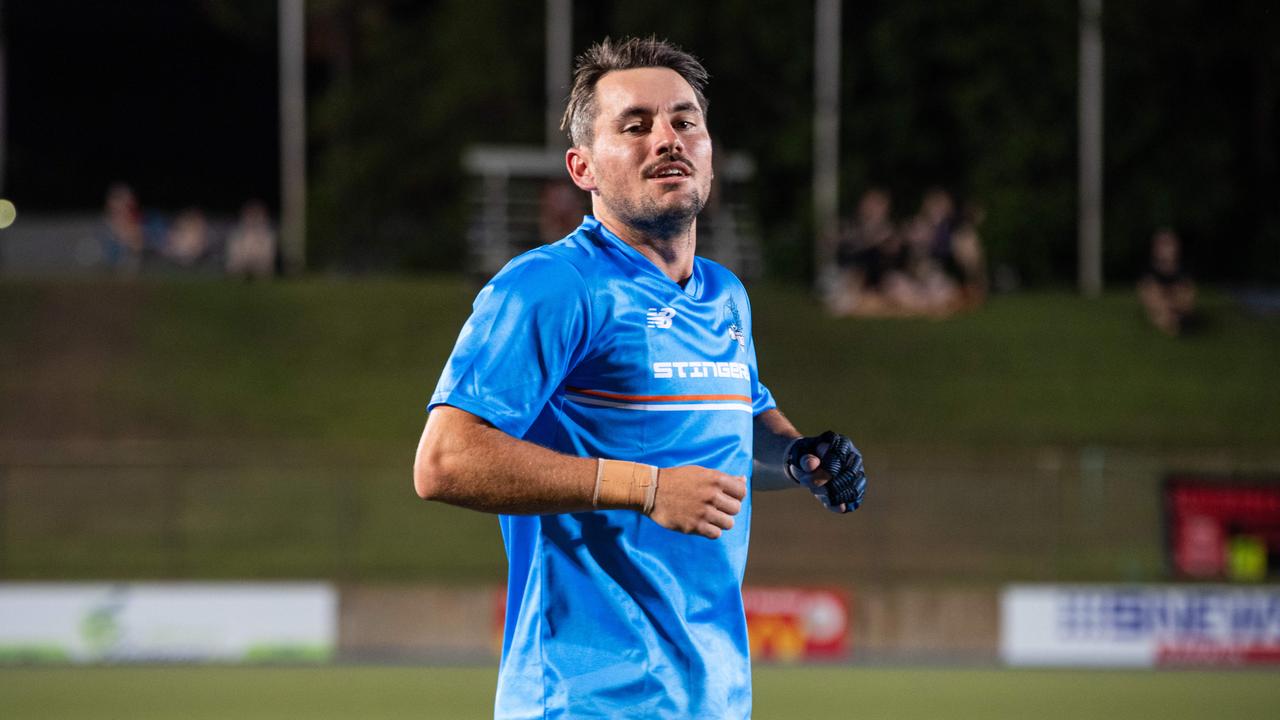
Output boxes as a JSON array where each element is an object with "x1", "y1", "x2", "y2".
[
  {"x1": 6, "y1": 0, "x2": 1278, "y2": 283},
  {"x1": 298, "y1": 0, "x2": 1278, "y2": 284}
]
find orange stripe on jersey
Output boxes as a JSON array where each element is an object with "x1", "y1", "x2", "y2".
[{"x1": 566, "y1": 386, "x2": 752, "y2": 404}]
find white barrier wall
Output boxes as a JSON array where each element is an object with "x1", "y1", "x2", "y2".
[
  {"x1": 0, "y1": 583, "x2": 336, "y2": 663},
  {"x1": 1001, "y1": 584, "x2": 1280, "y2": 667}
]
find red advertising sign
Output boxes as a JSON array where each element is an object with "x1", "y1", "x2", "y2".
[
  {"x1": 743, "y1": 587, "x2": 851, "y2": 662},
  {"x1": 491, "y1": 586, "x2": 852, "y2": 662},
  {"x1": 1165, "y1": 475, "x2": 1280, "y2": 581},
  {"x1": 1156, "y1": 643, "x2": 1280, "y2": 666}
]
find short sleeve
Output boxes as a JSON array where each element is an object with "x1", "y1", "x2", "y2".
[
  {"x1": 749, "y1": 336, "x2": 776, "y2": 416},
  {"x1": 429, "y1": 252, "x2": 592, "y2": 438},
  {"x1": 752, "y1": 376, "x2": 777, "y2": 416},
  {"x1": 740, "y1": 288, "x2": 776, "y2": 416}
]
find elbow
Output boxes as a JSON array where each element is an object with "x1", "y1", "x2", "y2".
[
  {"x1": 413, "y1": 446, "x2": 447, "y2": 501},
  {"x1": 413, "y1": 431, "x2": 454, "y2": 501},
  {"x1": 413, "y1": 405, "x2": 482, "y2": 503}
]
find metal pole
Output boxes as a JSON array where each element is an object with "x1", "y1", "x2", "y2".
[
  {"x1": 0, "y1": 0, "x2": 8, "y2": 197},
  {"x1": 280, "y1": 0, "x2": 307, "y2": 273},
  {"x1": 545, "y1": 0, "x2": 572, "y2": 149},
  {"x1": 1078, "y1": 0, "x2": 1104, "y2": 297},
  {"x1": 813, "y1": 0, "x2": 841, "y2": 293}
]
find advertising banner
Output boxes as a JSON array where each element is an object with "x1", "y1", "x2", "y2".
[
  {"x1": 1164, "y1": 475, "x2": 1280, "y2": 581},
  {"x1": 0, "y1": 582, "x2": 336, "y2": 663},
  {"x1": 743, "y1": 587, "x2": 850, "y2": 662},
  {"x1": 490, "y1": 585, "x2": 852, "y2": 662},
  {"x1": 1001, "y1": 584, "x2": 1280, "y2": 667}
]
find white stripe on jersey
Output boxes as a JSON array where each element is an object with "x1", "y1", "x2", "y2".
[{"x1": 567, "y1": 395, "x2": 753, "y2": 413}]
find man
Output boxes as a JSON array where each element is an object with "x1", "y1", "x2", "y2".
[
  {"x1": 415, "y1": 36, "x2": 867, "y2": 719},
  {"x1": 1138, "y1": 227, "x2": 1196, "y2": 336}
]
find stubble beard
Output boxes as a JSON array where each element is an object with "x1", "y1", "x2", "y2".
[{"x1": 607, "y1": 184, "x2": 707, "y2": 244}]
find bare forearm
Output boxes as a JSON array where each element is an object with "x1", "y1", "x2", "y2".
[
  {"x1": 415, "y1": 405, "x2": 749, "y2": 539},
  {"x1": 414, "y1": 406, "x2": 597, "y2": 514},
  {"x1": 752, "y1": 408, "x2": 803, "y2": 491}
]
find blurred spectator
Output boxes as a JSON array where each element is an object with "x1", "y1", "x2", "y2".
[
  {"x1": 225, "y1": 200, "x2": 277, "y2": 279},
  {"x1": 871, "y1": 187, "x2": 961, "y2": 316},
  {"x1": 1138, "y1": 227, "x2": 1197, "y2": 336},
  {"x1": 95, "y1": 183, "x2": 148, "y2": 274},
  {"x1": 829, "y1": 188, "x2": 909, "y2": 316},
  {"x1": 163, "y1": 207, "x2": 215, "y2": 270},
  {"x1": 920, "y1": 186, "x2": 956, "y2": 265},
  {"x1": 945, "y1": 204, "x2": 988, "y2": 312},
  {"x1": 829, "y1": 187, "x2": 987, "y2": 318},
  {"x1": 539, "y1": 179, "x2": 584, "y2": 244},
  {"x1": 900, "y1": 211, "x2": 957, "y2": 316}
]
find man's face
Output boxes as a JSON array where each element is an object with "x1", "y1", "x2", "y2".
[{"x1": 572, "y1": 67, "x2": 713, "y2": 238}]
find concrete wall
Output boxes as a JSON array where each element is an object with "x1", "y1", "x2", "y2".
[
  {"x1": 336, "y1": 584, "x2": 1001, "y2": 664},
  {"x1": 339, "y1": 585, "x2": 498, "y2": 663}
]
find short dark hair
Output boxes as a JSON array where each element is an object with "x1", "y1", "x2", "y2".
[{"x1": 560, "y1": 36, "x2": 710, "y2": 148}]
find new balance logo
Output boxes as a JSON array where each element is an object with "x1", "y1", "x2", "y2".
[{"x1": 646, "y1": 307, "x2": 676, "y2": 329}]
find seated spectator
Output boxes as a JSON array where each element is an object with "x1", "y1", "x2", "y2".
[
  {"x1": 163, "y1": 207, "x2": 215, "y2": 270},
  {"x1": 829, "y1": 188, "x2": 910, "y2": 316},
  {"x1": 903, "y1": 188, "x2": 989, "y2": 316},
  {"x1": 900, "y1": 207, "x2": 959, "y2": 316},
  {"x1": 945, "y1": 204, "x2": 988, "y2": 312},
  {"x1": 95, "y1": 183, "x2": 148, "y2": 275},
  {"x1": 1139, "y1": 227, "x2": 1196, "y2": 336},
  {"x1": 225, "y1": 200, "x2": 277, "y2": 279},
  {"x1": 829, "y1": 187, "x2": 989, "y2": 318},
  {"x1": 920, "y1": 186, "x2": 957, "y2": 267}
]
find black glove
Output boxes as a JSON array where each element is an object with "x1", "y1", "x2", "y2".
[{"x1": 784, "y1": 430, "x2": 867, "y2": 512}]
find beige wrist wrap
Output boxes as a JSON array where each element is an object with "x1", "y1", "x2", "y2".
[{"x1": 593, "y1": 459, "x2": 659, "y2": 515}]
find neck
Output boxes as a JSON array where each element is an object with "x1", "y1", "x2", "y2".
[{"x1": 596, "y1": 212, "x2": 697, "y2": 285}]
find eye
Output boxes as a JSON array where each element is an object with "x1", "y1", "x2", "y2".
[
  {"x1": 622, "y1": 123, "x2": 646, "y2": 135},
  {"x1": 674, "y1": 120, "x2": 695, "y2": 130}
]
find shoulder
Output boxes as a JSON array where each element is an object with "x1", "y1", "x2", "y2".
[
  {"x1": 489, "y1": 244, "x2": 590, "y2": 295},
  {"x1": 696, "y1": 255, "x2": 747, "y2": 288},
  {"x1": 494, "y1": 219, "x2": 619, "y2": 282},
  {"x1": 476, "y1": 243, "x2": 598, "y2": 341},
  {"x1": 696, "y1": 256, "x2": 753, "y2": 308}
]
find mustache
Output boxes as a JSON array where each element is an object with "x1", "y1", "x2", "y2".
[{"x1": 642, "y1": 153, "x2": 695, "y2": 177}]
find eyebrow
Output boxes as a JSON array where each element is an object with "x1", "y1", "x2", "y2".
[{"x1": 615, "y1": 101, "x2": 703, "y2": 122}]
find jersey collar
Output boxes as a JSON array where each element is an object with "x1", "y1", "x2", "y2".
[{"x1": 581, "y1": 215, "x2": 703, "y2": 298}]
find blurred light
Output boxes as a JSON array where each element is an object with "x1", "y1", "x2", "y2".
[{"x1": 0, "y1": 199, "x2": 15, "y2": 229}]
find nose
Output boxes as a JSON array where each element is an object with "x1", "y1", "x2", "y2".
[{"x1": 652, "y1": 118, "x2": 683, "y2": 156}]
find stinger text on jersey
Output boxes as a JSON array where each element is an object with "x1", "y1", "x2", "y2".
[{"x1": 652, "y1": 361, "x2": 751, "y2": 380}]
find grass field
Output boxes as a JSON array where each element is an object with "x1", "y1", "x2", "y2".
[
  {"x1": 2, "y1": 665, "x2": 1278, "y2": 719},
  {"x1": 1, "y1": 278, "x2": 1279, "y2": 584},
  {"x1": 2, "y1": 279, "x2": 1279, "y2": 716},
  {"x1": 2, "y1": 277, "x2": 1278, "y2": 449}
]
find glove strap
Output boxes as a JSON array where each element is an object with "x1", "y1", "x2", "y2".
[
  {"x1": 594, "y1": 459, "x2": 659, "y2": 515},
  {"x1": 782, "y1": 437, "x2": 803, "y2": 483}
]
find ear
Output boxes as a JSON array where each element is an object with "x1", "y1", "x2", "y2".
[{"x1": 565, "y1": 147, "x2": 597, "y2": 193}]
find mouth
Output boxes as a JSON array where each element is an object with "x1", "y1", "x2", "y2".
[{"x1": 645, "y1": 161, "x2": 693, "y2": 182}]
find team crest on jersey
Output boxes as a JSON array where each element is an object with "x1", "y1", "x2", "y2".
[
  {"x1": 726, "y1": 297, "x2": 746, "y2": 348},
  {"x1": 646, "y1": 307, "x2": 676, "y2": 329}
]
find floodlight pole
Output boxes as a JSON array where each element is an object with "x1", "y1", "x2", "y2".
[
  {"x1": 813, "y1": 0, "x2": 841, "y2": 294},
  {"x1": 1078, "y1": 0, "x2": 1104, "y2": 297},
  {"x1": 280, "y1": 0, "x2": 307, "y2": 274},
  {"x1": 0, "y1": 0, "x2": 8, "y2": 197},
  {"x1": 545, "y1": 0, "x2": 572, "y2": 150}
]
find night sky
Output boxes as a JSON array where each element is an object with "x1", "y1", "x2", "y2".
[{"x1": 5, "y1": 1, "x2": 279, "y2": 213}]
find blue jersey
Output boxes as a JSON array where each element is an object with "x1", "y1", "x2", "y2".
[{"x1": 430, "y1": 216, "x2": 775, "y2": 719}]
